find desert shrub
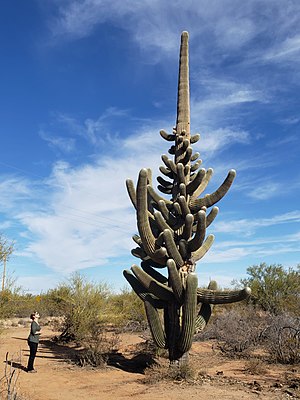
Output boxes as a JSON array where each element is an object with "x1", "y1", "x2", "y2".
[
  {"x1": 50, "y1": 273, "x2": 111, "y2": 343},
  {"x1": 239, "y1": 263, "x2": 300, "y2": 315},
  {"x1": 144, "y1": 362, "x2": 197, "y2": 384},
  {"x1": 244, "y1": 358, "x2": 267, "y2": 375},
  {"x1": 261, "y1": 314, "x2": 300, "y2": 364},
  {"x1": 75, "y1": 330, "x2": 120, "y2": 368},
  {"x1": 195, "y1": 306, "x2": 267, "y2": 357},
  {"x1": 108, "y1": 288, "x2": 146, "y2": 331}
]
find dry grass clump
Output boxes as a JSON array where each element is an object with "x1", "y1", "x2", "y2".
[
  {"x1": 75, "y1": 331, "x2": 120, "y2": 368},
  {"x1": 143, "y1": 358, "x2": 200, "y2": 385},
  {"x1": 244, "y1": 358, "x2": 267, "y2": 375}
]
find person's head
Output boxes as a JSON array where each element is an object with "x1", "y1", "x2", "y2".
[{"x1": 30, "y1": 311, "x2": 40, "y2": 320}]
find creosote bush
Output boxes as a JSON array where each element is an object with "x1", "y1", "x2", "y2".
[{"x1": 49, "y1": 273, "x2": 111, "y2": 343}]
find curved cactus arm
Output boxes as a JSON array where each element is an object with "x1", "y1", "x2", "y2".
[
  {"x1": 132, "y1": 234, "x2": 142, "y2": 246},
  {"x1": 190, "y1": 234, "x2": 214, "y2": 262},
  {"x1": 147, "y1": 184, "x2": 172, "y2": 206},
  {"x1": 144, "y1": 300, "x2": 166, "y2": 348},
  {"x1": 167, "y1": 259, "x2": 183, "y2": 303},
  {"x1": 154, "y1": 210, "x2": 174, "y2": 234},
  {"x1": 178, "y1": 195, "x2": 191, "y2": 217},
  {"x1": 191, "y1": 151, "x2": 200, "y2": 161},
  {"x1": 142, "y1": 259, "x2": 168, "y2": 269},
  {"x1": 190, "y1": 168, "x2": 213, "y2": 200},
  {"x1": 180, "y1": 146, "x2": 193, "y2": 166},
  {"x1": 157, "y1": 176, "x2": 173, "y2": 190},
  {"x1": 206, "y1": 206, "x2": 219, "y2": 227},
  {"x1": 196, "y1": 287, "x2": 251, "y2": 304},
  {"x1": 190, "y1": 170, "x2": 236, "y2": 213},
  {"x1": 123, "y1": 270, "x2": 165, "y2": 309},
  {"x1": 190, "y1": 159, "x2": 203, "y2": 173},
  {"x1": 178, "y1": 273, "x2": 198, "y2": 353},
  {"x1": 159, "y1": 165, "x2": 174, "y2": 179},
  {"x1": 126, "y1": 179, "x2": 137, "y2": 209},
  {"x1": 182, "y1": 213, "x2": 194, "y2": 241},
  {"x1": 157, "y1": 200, "x2": 178, "y2": 226},
  {"x1": 131, "y1": 264, "x2": 175, "y2": 302},
  {"x1": 176, "y1": 163, "x2": 186, "y2": 185},
  {"x1": 186, "y1": 168, "x2": 205, "y2": 195},
  {"x1": 141, "y1": 261, "x2": 168, "y2": 284},
  {"x1": 163, "y1": 229, "x2": 185, "y2": 268},
  {"x1": 195, "y1": 280, "x2": 218, "y2": 333},
  {"x1": 162, "y1": 154, "x2": 177, "y2": 174},
  {"x1": 191, "y1": 133, "x2": 200, "y2": 144},
  {"x1": 131, "y1": 246, "x2": 147, "y2": 260},
  {"x1": 188, "y1": 210, "x2": 206, "y2": 252},
  {"x1": 158, "y1": 185, "x2": 172, "y2": 194},
  {"x1": 160, "y1": 129, "x2": 175, "y2": 142},
  {"x1": 179, "y1": 239, "x2": 188, "y2": 258},
  {"x1": 179, "y1": 183, "x2": 187, "y2": 198},
  {"x1": 136, "y1": 169, "x2": 167, "y2": 264}
]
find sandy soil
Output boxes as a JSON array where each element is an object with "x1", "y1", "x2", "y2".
[{"x1": 0, "y1": 325, "x2": 299, "y2": 400}]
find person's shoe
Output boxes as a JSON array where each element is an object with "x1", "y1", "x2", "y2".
[{"x1": 27, "y1": 369, "x2": 37, "y2": 373}]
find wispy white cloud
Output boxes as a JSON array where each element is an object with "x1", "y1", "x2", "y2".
[
  {"x1": 214, "y1": 211, "x2": 300, "y2": 234},
  {"x1": 263, "y1": 35, "x2": 300, "y2": 62},
  {"x1": 39, "y1": 130, "x2": 76, "y2": 153}
]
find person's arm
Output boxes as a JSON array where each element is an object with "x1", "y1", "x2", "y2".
[{"x1": 32, "y1": 321, "x2": 41, "y2": 335}]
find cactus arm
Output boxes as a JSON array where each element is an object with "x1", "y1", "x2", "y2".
[
  {"x1": 176, "y1": 163, "x2": 186, "y2": 185},
  {"x1": 190, "y1": 170, "x2": 236, "y2": 213},
  {"x1": 141, "y1": 261, "x2": 168, "y2": 284},
  {"x1": 190, "y1": 168, "x2": 213, "y2": 199},
  {"x1": 178, "y1": 273, "x2": 198, "y2": 353},
  {"x1": 159, "y1": 165, "x2": 174, "y2": 179},
  {"x1": 167, "y1": 259, "x2": 183, "y2": 303},
  {"x1": 163, "y1": 229, "x2": 185, "y2": 268},
  {"x1": 195, "y1": 281, "x2": 218, "y2": 333},
  {"x1": 180, "y1": 146, "x2": 193, "y2": 166},
  {"x1": 147, "y1": 184, "x2": 172, "y2": 206},
  {"x1": 178, "y1": 195, "x2": 191, "y2": 216},
  {"x1": 187, "y1": 210, "x2": 206, "y2": 252},
  {"x1": 160, "y1": 129, "x2": 176, "y2": 142},
  {"x1": 136, "y1": 168, "x2": 167, "y2": 264},
  {"x1": 190, "y1": 133, "x2": 200, "y2": 144},
  {"x1": 190, "y1": 234, "x2": 214, "y2": 262},
  {"x1": 131, "y1": 264, "x2": 175, "y2": 302},
  {"x1": 206, "y1": 206, "x2": 219, "y2": 227},
  {"x1": 182, "y1": 214, "x2": 194, "y2": 241},
  {"x1": 144, "y1": 300, "x2": 166, "y2": 348},
  {"x1": 179, "y1": 239, "x2": 188, "y2": 258},
  {"x1": 162, "y1": 154, "x2": 177, "y2": 174},
  {"x1": 186, "y1": 169, "x2": 205, "y2": 196},
  {"x1": 190, "y1": 160, "x2": 203, "y2": 173},
  {"x1": 126, "y1": 179, "x2": 137, "y2": 209},
  {"x1": 153, "y1": 210, "x2": 173, "y2": 233},
  {"x1": 157, "y1": 176, "x2": 173, "y2": 189},
  {"x1": 123, "y1": 270, "x2": 165, "y2": 309},
  {"x1": 196, "y1": 287, "x2": 251, "y2": 304}
]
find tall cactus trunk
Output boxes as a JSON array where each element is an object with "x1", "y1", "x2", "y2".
[{"x1": 165, "y1": 304, "x2": 189, "y2": 365}]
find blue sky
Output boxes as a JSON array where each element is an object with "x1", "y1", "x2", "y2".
[{"x1": 0, "y1": 0, "x2": 299, "y2": 294}]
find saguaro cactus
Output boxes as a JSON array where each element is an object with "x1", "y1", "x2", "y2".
[{"x1": 124, "y1": 31, "x2": 251, "y2": 364}]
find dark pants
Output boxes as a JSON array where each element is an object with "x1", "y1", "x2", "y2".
[{"x1": 27, "y1": 341, "x2": 38, "y2": 371}]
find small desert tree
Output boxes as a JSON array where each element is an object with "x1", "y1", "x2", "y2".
[{"x1": 239, "y1": 263, "x2": 300, "y2": 315}]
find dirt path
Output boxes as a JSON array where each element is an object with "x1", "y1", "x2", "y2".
[{"x1": 0, "y1": 326, "x2": 298, "y2": 399}]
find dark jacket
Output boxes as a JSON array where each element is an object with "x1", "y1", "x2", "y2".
[{"x1": 28, "y1": 320, "x2": 41, "y2": 343}]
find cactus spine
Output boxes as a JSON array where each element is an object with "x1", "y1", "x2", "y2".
[{"x1": 123, "y1": 31, "x2": 251, "y2": 364}]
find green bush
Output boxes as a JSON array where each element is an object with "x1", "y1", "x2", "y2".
[
  {"x1": 49, "y1": 273, "x2": 111, "y2": 342},
  {"x1": 239, "y1": 263, "x2": 300, "y2": 315}
]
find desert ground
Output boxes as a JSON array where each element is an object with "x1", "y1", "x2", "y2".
[{"x1": 0, "y1": 322, "x2": 299, "y2": 400}]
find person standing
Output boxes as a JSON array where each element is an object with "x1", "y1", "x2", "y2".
[{"x1": 27, "y1": 311, "x2": 41, "y2": 373}]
